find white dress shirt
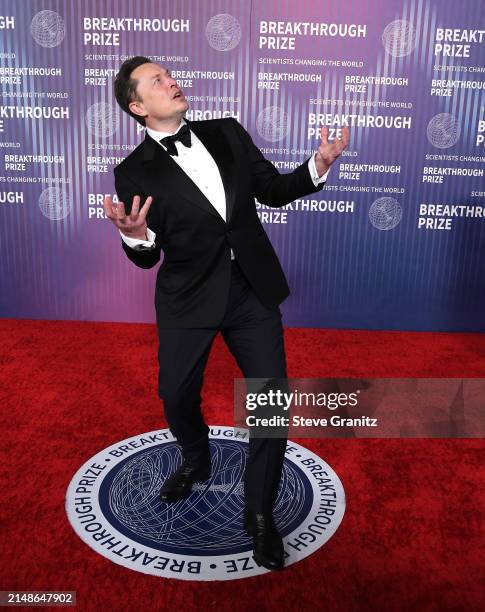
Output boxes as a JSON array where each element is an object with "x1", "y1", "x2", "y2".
[{"x1": 119, "y1": 118, "x2": 330, "y2": 257}]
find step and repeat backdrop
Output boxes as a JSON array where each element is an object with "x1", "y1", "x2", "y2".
[{"x1": 0, "y1": 0, "x2": 484, "y2": 331}]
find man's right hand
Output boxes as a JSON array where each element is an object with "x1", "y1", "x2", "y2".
[{"x1": 103, "y1": 194, "x2": 153, "y2": 240}]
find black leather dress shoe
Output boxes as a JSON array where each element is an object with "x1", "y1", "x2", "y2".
[
  {"x1": 159, "y1": 462, "x2": 211, "y2": 503},
  {"x1": 243, "y1": 508, "x2": 285, "y2": 570}
]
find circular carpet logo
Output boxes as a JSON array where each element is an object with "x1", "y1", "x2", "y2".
[
  {"x1": 369, "y1": 196, "x2": 403, "y2": 230},
  {"x1": 65, "y1": 427, "x2": 346, "y2": 580}
]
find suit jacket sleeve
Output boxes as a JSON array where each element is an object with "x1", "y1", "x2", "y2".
[
  {"x1": 228, "y1": 117, "x2": 327, "y2": 208},
  {"x1": 113, "y1": 166, "x2": 162, "y2": 269}
]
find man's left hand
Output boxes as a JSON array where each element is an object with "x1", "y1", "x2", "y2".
[{"x1": 314, "y1": 126, "x2": 350, "y2": 177}]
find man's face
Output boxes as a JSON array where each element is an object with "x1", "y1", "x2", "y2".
[{"x1": 128, "y1": 62, "x2": 188, "y2": 125}]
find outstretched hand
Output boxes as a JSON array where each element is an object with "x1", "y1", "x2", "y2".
[
  {"x1": 103, "y1": 194, "x2": 153, "y2": 240},
  {"x1": 314, "y1": 126, "x2": 350, "y2": 177}
]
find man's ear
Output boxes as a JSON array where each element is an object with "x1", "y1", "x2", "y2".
[{"x1": 129, "y1": 100, "x2": 147, "y2": 121}]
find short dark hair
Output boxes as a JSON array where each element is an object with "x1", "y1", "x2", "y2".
[{"x1": 114, "y1": 56, "x2": 152, "y2": 126}]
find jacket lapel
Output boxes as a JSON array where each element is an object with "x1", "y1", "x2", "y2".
[{"x1": 141, "y1": 118, "x2": 237, "y2": 223}]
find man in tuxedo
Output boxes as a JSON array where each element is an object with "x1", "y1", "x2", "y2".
[{"x1": 104, "y1": 56, "x2": 349, "y2": 571}]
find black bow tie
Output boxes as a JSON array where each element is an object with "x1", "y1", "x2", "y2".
[{"x1": 160, "y1": 123, "x2": 192, "y2": 156}]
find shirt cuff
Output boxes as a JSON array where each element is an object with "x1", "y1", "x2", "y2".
[
  {"x1": 308, "y1": 152, "x2": 330, "y2": 186},
  {"x1": 120, "y1": 227, "x2": 156, "y2": 250}
]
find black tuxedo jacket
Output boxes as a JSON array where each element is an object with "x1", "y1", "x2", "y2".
[{"x1": 113, "y1": 117, "x2": 327, "y2": 328}]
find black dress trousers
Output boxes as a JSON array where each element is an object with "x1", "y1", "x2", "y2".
[{"x1": 157, "y1": 258, "x2": 288, "y2": 514}]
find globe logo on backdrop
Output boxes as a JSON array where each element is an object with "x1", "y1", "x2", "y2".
[
  {"x1": 65, "y1": 427, "x2": 346, "y2": 581},
  {"x1": 206, "y1": 14, "x2": 241, "y2": 51},
  {"x1": 427, "y1": 113, "x2": 461, "y2": 149},
  {"x1": 369, "y1": 197, "x2": 403, "y2": 230},
  {"x1": 256, "y1": 107, "x2": 290, "y2": 142},
  {"x1": 382, "y1": 20, "x2": 417, "y2": 57},
  {"x1": 85, "y1": 102, "x2": 119, "y2": 138},
  {"x1": 30, "y1": 10, "x2": 66, "y2": 48},
  {"x1": 38, "y1": 187, "x2": 71, "y2": 221}
]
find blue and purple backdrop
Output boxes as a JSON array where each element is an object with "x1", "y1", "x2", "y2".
[{"x1": 0, "y1": 0, "x2": 484, "y2": 331}]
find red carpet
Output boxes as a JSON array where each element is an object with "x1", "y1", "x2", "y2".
[{"x1": 0, "y1": 319, "x2": 484, "y2": 611}]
